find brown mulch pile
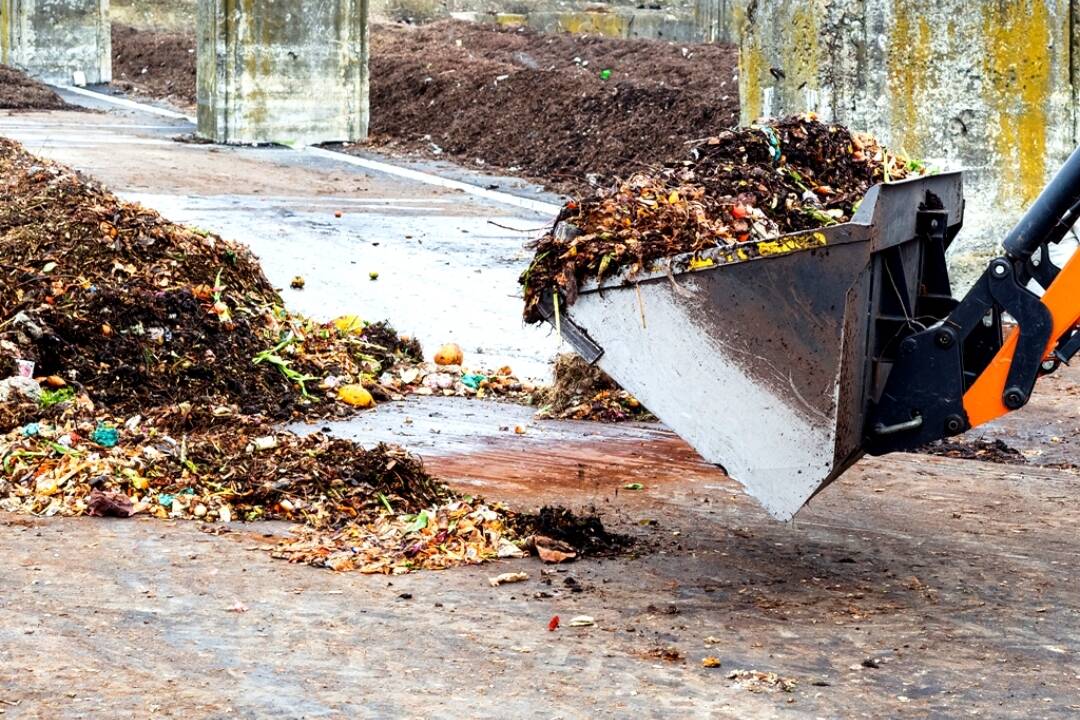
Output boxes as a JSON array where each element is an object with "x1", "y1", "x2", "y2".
[
  {"x1": 107, "y1": 21, "x2": 738, "y2": 193},
  {"x1": 521, "y1": 115, "x2": 923, "y2": 322},
  {"x1": 366, "y1": 21, "x2": 739, "y2": 194},
  {"x1": 0, "y1": 66, "x2": 71, "y2": 111},
  {"x1": 111, "y1": 24, "x2": 197, "y2": 109}
]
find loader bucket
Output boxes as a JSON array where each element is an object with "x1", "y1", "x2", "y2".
[{"x1": 540, "y1": 173, "x2": 965, "y2": 520}]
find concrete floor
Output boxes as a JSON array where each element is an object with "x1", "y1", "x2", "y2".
[{"x1": 1, "y1": 102, "x2": 1079, "y2": 719}]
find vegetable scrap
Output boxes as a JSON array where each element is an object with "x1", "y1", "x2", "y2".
[
  {"x1": 521, "y1": 114, "x2": 925, "y2": 323},
  {"x1": 489, "y1": 571, "x2": 530, "y2": 587},
  {"x1": 533, "y1": 354, "x2": 650, "y2": 423}
]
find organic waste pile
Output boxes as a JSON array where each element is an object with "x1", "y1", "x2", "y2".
[
  {"x1": 534, "y1": 353, "x2": 650, "y2": 422},
  {"x1": 917, "y1": 438, "x2": 1027, "y2": 465},
  {"x1": 0, "y1": 137, "x2": 532, "y2": 426},
  {"x1": 111, "y1": 24, "x2": 197, "y2": 110},
  {"x1": 521, "y1": 114, "x2": 923, "y2": 322},
  {"x1": 0, "y1": 66, "x2": 72, "y2": 111},
  {"x1": 0, "y1": 139, "x2": 626, "y2": 574}
]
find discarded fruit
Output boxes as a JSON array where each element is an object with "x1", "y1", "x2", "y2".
[
  {"x1": 434, "y1": 343, "x2": 463, "y2": 366},
  {"x1": 338, "y1": 384, "x2": 375, "y2": 408}
]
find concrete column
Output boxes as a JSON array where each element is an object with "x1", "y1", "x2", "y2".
[
  {"x1": 197, "y1": 0, "x2": 369, "y2": 146},
  {"x1": 694, "y1": 0, "x2": 732, "y2": 43},
  {"x1": 737, "y1": 0, "x2": 1075, "y2": 283},
  {"x1": 0, "y1": 0, "x2": 110, "y2": 85}
]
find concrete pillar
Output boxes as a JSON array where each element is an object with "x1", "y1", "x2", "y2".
[
  {"x1": 0, "y1": 0, "x2": 110, "y2": 85},
  {"x1": 197, "y1": 0, "x2": 369, "y2": 146},
  {"x1": 694, "y1": 0, "x2": 732, "y2": 43},
  {"x1": 737, "y1": 0, "x2": 1075, "y2": 283}
]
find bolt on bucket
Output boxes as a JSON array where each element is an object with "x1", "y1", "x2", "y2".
[{"x1": 538, "y1": 173, "x2": 965, "y2": 520}]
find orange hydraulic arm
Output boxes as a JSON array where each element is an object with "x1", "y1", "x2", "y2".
[
  {"x1": 866, "y1": 144, "x2": 1080, "y2": 455},
  {"x1": 964, "y1": 248, "x2": 1080, "y2": 428}
]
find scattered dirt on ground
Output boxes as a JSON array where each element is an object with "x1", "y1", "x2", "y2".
[
  {"x1": 366, "y1": 22, "x2": 740, "y2": 194},
  {"x1": 106, "y1": 21, "x2": 738, "y2": 193},
  {"x1": 521, "y1": 115, "x2": 923, "y2": 322},
  {"x1": 0, "y1": 66, "x2": 71, "y2": 111},
  {"x1": 917, "y1": 438, "x2": 1027, "y2": 464},
  {"x1": 111, "y1": 24, "x2": 197, "y2": 110},
  {"x1": 534, "y1": 353, "x2": 650, "y2": 422}
]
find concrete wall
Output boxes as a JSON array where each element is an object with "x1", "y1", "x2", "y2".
[
  {"x1": 378, "y1": 0, "x2": 735, "y2": 43},
  {"x1": 110, "y1": 0, "x2": 195, "y2": 31},
  {"x1": 197, "y1": 0, "x2": 369, "y2": 146},
  {"x1": 0, "y1": 0, "x2": 111, "y2": 84},
  {"x1": 473, "y1": 6, "x2": 701, "y2": 41},
  {"x1": 737, "y1": 0, "x2": 1076, "y2": 284}
]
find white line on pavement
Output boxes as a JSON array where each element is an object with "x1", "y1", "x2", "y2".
[
  {"x1": 53, "y1": 84, "x2": 196, "y2": 123},
  {"x1": 303, "y1": 147, "x2": 563, "y2": 217}
]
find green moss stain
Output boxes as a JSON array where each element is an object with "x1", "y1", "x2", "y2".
[
  {"x1": 736, "y1": 1, "x2": 764, "y2": 122},
  {"x1": 982, "y1": 0, "x2": 1052, "y2": 206},
  {"x1": 739, "y1": 0, "x2": 821, "y2": 122},
  {"x1": 0, "y1": 0, "x2": 10, "y2": 65},
  {"x1": 786, "y1": 3, "x2": 820, "y2": 95},
  {"x1": 887, "y1": 1, "x2": 934, "y2": 155}
]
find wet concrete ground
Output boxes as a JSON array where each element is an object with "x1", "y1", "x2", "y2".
[{"x1": 1, "y1": 101, "x2": 1079, "y2": 718}]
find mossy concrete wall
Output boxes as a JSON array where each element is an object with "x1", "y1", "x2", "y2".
[
  {"x1": 0, "y1": 0, "x2": 110, "y2": 84},
  {"x1": 197, "y1": 0, "x2": 368, "y2": 146},
  {"x1": 378, "y1": 0, "x2": 735, "y2": 43},
  {"x1": 737, "y1": 0, "x2": 1075, "y2": 285}
]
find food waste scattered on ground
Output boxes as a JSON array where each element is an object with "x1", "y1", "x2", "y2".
[
  {"x1": 521, "y1": 114, "x2": 924, "y2": 322},
  {"x1": 0, "y1": 139, "x2": 627, "y2": 574}
]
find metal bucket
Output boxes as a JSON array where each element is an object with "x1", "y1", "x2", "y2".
[{"x1": 540, "y1": 173, "x2": 965, "y2": 519}]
